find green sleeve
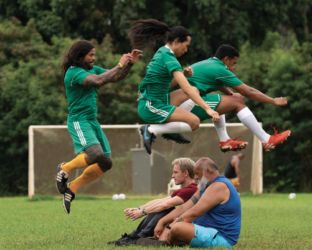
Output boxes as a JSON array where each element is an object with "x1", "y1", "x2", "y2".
[
  {"x1": 163, "y1": 52, "x2": 183, "y2": 75},
  {"x1": 70, "y1": 66, "x2": 107, "y2": 86},
  {"x1": 93, "y1": 65, "x2": 107, "y2": 74},
  {"x1": 216, "y1": 68, "x2": 243, "y2": 87},
  {"x1": 70, "y1": 67, "x2": 90, "y2": 86}
]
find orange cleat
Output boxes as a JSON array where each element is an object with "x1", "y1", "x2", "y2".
[
  {"x1": 262, "y1": 129, "x2": 291, "y2": 152},
  {"x1": 219, "y1": 139, "x2": 248, "y2": 152}
]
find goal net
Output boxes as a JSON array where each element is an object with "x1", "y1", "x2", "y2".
[{"x1": 28, "y1": 123, "x2": 262, "y2": 197}]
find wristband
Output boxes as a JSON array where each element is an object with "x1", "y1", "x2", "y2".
[
  {"x1": 138, "y1": 207, "x2": 147, "y2": 215},
  {"x1": 118, "y1": 62, "x2": 124, "y2": 68},
  {"x1": 142, "y1": 208, "x2": 147, "y2": 215}
]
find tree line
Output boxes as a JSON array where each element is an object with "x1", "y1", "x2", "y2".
[{"x1": 0, "y1": 0, "x2": 311, "y2": 194}]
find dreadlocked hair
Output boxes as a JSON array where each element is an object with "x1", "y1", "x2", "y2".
[
  {"x1": 128, "y1": 19, "x2": 170, "y2": 50},
  {"x1": 62, "y1": 40, "x2": 94, "y2": 77}
]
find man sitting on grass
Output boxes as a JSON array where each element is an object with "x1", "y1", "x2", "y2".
[
  {"x1": 154, "y1": 157, "x2": 241, "y2": 248},
  {"x1": 109, "y1": 157, "x2": 198, "y2": 246}
]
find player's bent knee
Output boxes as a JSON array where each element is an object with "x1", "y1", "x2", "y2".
[
  {"x1": 84, "y1": 145, "x2": 111, "y2": 171},
  {"x1": 97, "y1": 156, "x2": 112, "y2": 172},
  {"x1": 234, "y1": 95, "x2": 245, "y2": 105}
]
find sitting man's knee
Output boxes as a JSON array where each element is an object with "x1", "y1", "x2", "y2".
[{"x1": 170, "y1": 223, "x2": 183, "y2": 238}]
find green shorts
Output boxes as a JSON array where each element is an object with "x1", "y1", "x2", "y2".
[
  {"x1": 191, "y1": 94, "x2": 221, "y2": 121},
  {"x1": 138, "y1": 99, "x2": 176, "y2": 124},
  {"x1": 67, "y1": 118, "x2": 111, "y2": 157}
]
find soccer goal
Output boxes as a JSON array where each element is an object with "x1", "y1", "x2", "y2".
[{"x1": 28, "y1": 123, "x2": 262, "y2": 198}]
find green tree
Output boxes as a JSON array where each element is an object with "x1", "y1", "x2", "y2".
[
  {"x1": 237, "y1": 32, "x2": 312, "y2": 191},
  {"x1": 0, "y1": 19, "x2": 144, "y2": 194}
]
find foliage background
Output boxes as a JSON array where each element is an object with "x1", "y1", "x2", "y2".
[{"x1": 0, "y1": 0, "x2": 311, "y2": 194}]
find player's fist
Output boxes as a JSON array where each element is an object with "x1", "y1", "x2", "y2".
[
  {"x1": 183, "y1": 67, "x2": 193, "y2": 77},
  {"x1": 130, "y1": 49, "x2": 143, "y2": 63},
  {"x1": 206, "y1": 109, "x2": 220, "y2": 122},
  {"x1": 118, "y1": 53, "x2": 132, "y2": 68},
  {"x1": 273, "y1": 97, "x2": 288, "y2": 106}
]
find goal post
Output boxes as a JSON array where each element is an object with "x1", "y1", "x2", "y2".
[{"x1": 28, "y1": 123, "x2": 262, "y2": 198}]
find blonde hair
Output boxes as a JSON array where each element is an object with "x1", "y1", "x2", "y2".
[{"x1": 172, "y1": 158, "x2": 195, "y2": 178}]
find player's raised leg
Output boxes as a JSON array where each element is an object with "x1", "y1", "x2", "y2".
[{"x1": 139, "y1": 106, "x2": 200, "y2": 154}]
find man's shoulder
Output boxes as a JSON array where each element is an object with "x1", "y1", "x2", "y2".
[
  {"x1": 64, "y1": 66, "x2": 86, "y2": 83},
  {"x1": 92, "y1": 65, "x2": 107, "y2": 74},
  {"x1": 209, "y1": 177, "x2": 230, "y2": 191},
  {"x1": 175, "y1": 183, "x2": 197, "y2": 193},
  {"x1": 157, "y1": 46, "x2": 177, "y2": 60},
  {"x1": 66, "y1": 66, "x2": 85, "y2": 75},
  {"x1": 193, "y1": 57, "x2": 225, "y2": 70}
]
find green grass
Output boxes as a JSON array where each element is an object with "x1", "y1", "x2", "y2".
[{"x1": 0, "y1": 194, "x2": 311, "y2": 250}]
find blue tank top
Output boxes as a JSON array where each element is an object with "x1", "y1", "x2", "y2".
[{"x1": 193, "y1": 176, "x2": 241, "y2": 246}]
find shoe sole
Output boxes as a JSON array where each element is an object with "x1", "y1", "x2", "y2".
[
  {"x1": 263, "y1": 130, "x2": 291, "y2": 152},
  {"x1": 162, "y1": 134, "x2": 191, "y2": 144},
  {"x1": 63, "y1": 199, "x2": 70, "y2": 214},
  {"x1": 139, "y1": 126, "x2": 152, "y2": 154},
  {"x1": 55, "y1": 163, "x2": 68, "y2": 194},
  {"x1": 220, "y1": 143, "x2": 248, "y2": 152}
]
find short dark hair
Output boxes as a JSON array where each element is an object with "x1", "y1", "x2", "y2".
[
  {"x1": 167, "y1": 26, "x2": 191, "y2": 43},
  {"x1": 214, "y1": 44, "x2": 239, "y2": 60}
]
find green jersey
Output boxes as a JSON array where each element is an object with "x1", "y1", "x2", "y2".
[
  {"x1": 188, "y1": 57, "x2": 242, "y2": 95},
  {"x1": 139, "y1": 46, "x2": 183, "y2": 103},
  {"x1": 64, "y1": 65, "x2": 106, "y2": 120}
]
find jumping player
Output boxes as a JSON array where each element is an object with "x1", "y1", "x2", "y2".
[
  {"x1": 128, "y1": 19, "x2": 220, "y2": 154},
  {"x1": 56, "y1": 40, "x2": 142, "y2": 213},
  {"x1": 181, "y1": 44, "x2": 291, "y2": 152}
]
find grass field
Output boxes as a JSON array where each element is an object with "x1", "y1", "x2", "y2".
[{"x1": 0, "y1": 194, "x2": 311, "y2": 250}]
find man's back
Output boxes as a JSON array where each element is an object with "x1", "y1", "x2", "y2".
[
  {"x1": 187, "y1": 57, "x2": 242, "y2": 94},
  {"x1": 194, "y1": 176, "x2": 241, "y2": 246}
]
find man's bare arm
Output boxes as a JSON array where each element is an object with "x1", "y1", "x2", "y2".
[
  {"x1": 83, "y1": 62, "x2": 133, "y2": 87},
  {"x1": 178, "y1": 182, "x2": 228, "y2": 223},
  {"x1": 154, "y1": 190, "x2": 200, "y2": 238},
  {"x1": 234, "y1": 83, "x2": 288, "y2": 105}
]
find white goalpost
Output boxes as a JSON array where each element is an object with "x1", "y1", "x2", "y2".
[{"x1": 28, "y1": 123, "x2": 262, "y2": 198}]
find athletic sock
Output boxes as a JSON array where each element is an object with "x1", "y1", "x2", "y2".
[
  {"x1": 179, "y1": 99, "x2": 195, "y2": 111},
  {"x1": 237, "y1": 107, "x2": 270, "y2": 142},
  {"x1": 147, "y1": 122, "x2": 192, "y2": 135},
  {"x1": 69, "y1": 163, "x2": 104, "y2": 193},
  {"x1": 62, "y1": 153, "x2": 88, "y2": 174},
  {"x1": 213, "y1": 114, "x2": 231, "y2": 142}
]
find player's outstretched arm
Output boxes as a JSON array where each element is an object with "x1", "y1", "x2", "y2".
[
  {"x1": 83, "y1": 49, "x2": 142, "y2": 87},
  {"x1": 234, "y1": 83, "x2": 288, "y2": 106}
]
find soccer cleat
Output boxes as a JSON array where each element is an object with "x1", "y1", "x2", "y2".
[
  {"x1": 107, "y1": 233, "x2": 138, "y2": 246},
  {"x1": 111, "y1": 233, "x2": 138, "y2": 246},
  {"x1": 56, "y1": 163, "x2": 69, "y2": 194},
  {"x1": 63, "y1": 188, "x2": 75, "y2": 214},
  {"x1": 139, "y1": 125, "x2": 156, "y2": 155},
  {"x1": 162, "y1": 133, "x2": 191, "y2": 144},
  {"x1": 262, "y1": 129, "x2": 291, "y2": 152},
  {"x1": 219, "y1": 139, "x2": 248, "y2": 152}
]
